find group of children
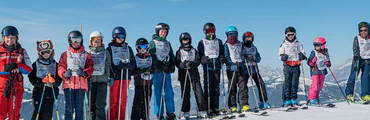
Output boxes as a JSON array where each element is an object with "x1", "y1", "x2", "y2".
[{"x1": 0, "y1": 21, "x2": 370, "y2": 120}]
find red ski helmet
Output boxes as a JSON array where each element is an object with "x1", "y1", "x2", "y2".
[{"x1": 313, "y1": 37, "x2": 326, "y2": 50}]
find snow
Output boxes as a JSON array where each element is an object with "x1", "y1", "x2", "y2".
[{"x1": 236, "y1": 102, "x2": 369, "y2": 120}]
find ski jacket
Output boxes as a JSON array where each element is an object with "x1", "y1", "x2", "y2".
[
  {"x1": 87, "y1": 45, "x2": 112, "y2": 82},
  {"x1": 278, "y1": 39, "x2": 305, "y2": 66},
  {"x1": 197, "y1": 37, "x2": 224, "y2": 70},
  {"x1": 106, "y1": 42, "x2": 136, "y2": 80},
  {"x1": 148, "y1": 34, "x2": 176, "y2": 73}
]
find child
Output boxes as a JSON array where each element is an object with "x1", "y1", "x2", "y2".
[
  {"x1": 307, "y1": 37, "x2": 331, "y2": 105},
  {"x1": 28, "y1": 39, "x2": 62, "y2": 120},
  {"x1": 58, "y1": 30, "x2": 94, "y2": 120},
  {"x1": 223, "y1": 26, "x2": 247, "y2": 113},
  {"x1": 0, "y1": 26, "x2": 32, "y2": 120},
  {"x1": 175, "y1": 32, "x2": 207, "y2": 119},
  {"x1": 148, "y1": 23, "x2": 176, "y2": 120},
  {"x1": 106, "y1": 26, "x2": 136, "y2": 120},
  {"x1": 86, "y1": 31, "x2": 112, "y2": 120},
  {"x1": 242, "y1": 31, "x2": 271, "y2": 110},
  {"x1": 131, "y1": 38, "x2": 153, "y2": 120},
  {"x1": 278, "y1": 26, "x2": 306, "y2": 107},
  {"x1": 197, "y1": 22, "x2": 225, "y2": 116}
]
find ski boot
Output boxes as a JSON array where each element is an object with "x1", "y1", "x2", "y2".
[
  {"x1": 166, "y1": 113, "x2": 177, "y2": 120},
  {"x1": 240, "y1": 105, "x2": 251, "y2": 112},
  {"x1": 284, "y1": 100, "x2": 292, "y2": 107},
  {"x1": 346, "y1": 94, "x2": 354, "y2": 102},
  {"x1": 199, "y1": 111, "x2": 208, "y2": 118},
  {"x1": 181, "y1": 112, "x2": 190, "y2": 119},
  {"x1": 230, "y1": 106, "x2": 237, "y2": 113},
  {"x1": 291, "y1": 99, "x2": 298, "y2": 106},
  {"x1": 362, "y1": 95, "x2": 370, "y2": 101},
  {"x1": 157, "y1": 115, "x2": 165, "y2": 120},
  {"x1": 309, "y1": 99, "x2": 319, "y2": 106},
  {"x1": 259, "y1": 102, "x2": 271, "y2": 109},
  {"x1": 212, "y1": 109, "x2": 220, "y2": 116}
]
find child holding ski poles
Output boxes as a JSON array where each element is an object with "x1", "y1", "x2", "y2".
[
  {"x1": 223, "y1": 26, "x2": 248, "y2": 113},
  {"x1": 28, "y1": 39, "x2": 62, "y2": 120},
  {"x1": 131, "y1": 38, "x2": 154, "y2": 120},
  {"x1": 198, "y1": 22, "x2": 226, "y2": 116},
  {"x1": 86, "y1": 31, "x2": 112, "y2": 120},
  {"x1": 106, "y1": 26, "x2": 136, "y2": 120},
  {"x1": 175, "y1": 32, "x2": 208, "y2": 119},
  {"x1": 306, "y1": 37, "x2": 331, "y2": 105},
  {"x1": 148, "y1": 23, "x2": 176, "y2": 120},
  {"x1": 58, "y1": 30, "x2": 94, "y2": 120},
  {"x1": 0, "y1": 26, "x2": 32, "y2": 120},
  {"x1": 278, "y1": 26, "x2": 306, "y2": 107},
  {"x1": 242, "y1": 31, "x2": 271, "y2": 110}
]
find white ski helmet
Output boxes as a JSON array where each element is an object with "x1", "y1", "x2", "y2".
[{"x1": 89, "y1": 31, "x2": 104, "y2": 42}]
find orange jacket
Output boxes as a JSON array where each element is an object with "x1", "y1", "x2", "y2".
[{"x1": 57, "y1": 46, "x2": 94, "y2": 91}]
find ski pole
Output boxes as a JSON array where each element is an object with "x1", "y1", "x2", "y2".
[
  {"x1": 247, "y1": 62, "x2": 259, "y2": 109},
  {"x1": 221, "y1": 64, "x2": 227, "y2": 113},
  {"x1": 49, "y1": 74, "x2": 60, "y2": 120},
  {"x1": 36, "y1": 83, "x2": 47, "y2": 119},
  {"x1": 253, "y1": 61, "x2": 267, "y2": 108},
  {"x1": 206, "y1": 64, "x2": 210, "y2": 115},
  {"x1": 328, "y1": 67, "x2": 350, "y2": 104},
  {"x1": 225, "y1": 69, "x2": 236, "y2": 110},
  {"x1": 178, "y1": 68, "x2": 189, "y2": 119},
  {"x1": 66, "y1": 69, "x2": 73, "y2": 117},
  {"x1": 88, "y1": 79, "x2": 92, "y2": 120},
  {"x1": 118, "y1": 69, "x2": 123, "y2": 120},
  {"x1": 143, "y1": 79, "x2": 149, "y2": 120},
  {"x1": 158, "y1": 57, "x2": 168, "y2": 119},
  {"x1": 353, "y1": 60, "x2": 360, "y2": 102},
  {"x1": 302, "y1": 61, "x2": 308, "y2": 105},
  {"x1": 125, "y1": 68, "x2": 129, "y2": 120},
  {"x1": 186, "y1": 70, "x2": 199, "y2": 116}
]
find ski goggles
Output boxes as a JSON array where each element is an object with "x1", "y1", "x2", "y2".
[
  {"x1": 285, "y1": 33, "x2": 296, "y2": 37},
  {"x1": 39, "y1": 49, "x2": 53, "y2": 55},
  {"x1": 70, "y1": 37, "x2": 82, "y2": 43},
  {"x1": 227, "y1": 32, "x2": 237, "y2": 37},
  {"x1": 115, "y1": 34, "x2": 125, "y2": 39},
  {"x1": 313, "y1": 42, "x2": 325, "y2": 46},
  {"x1": 91, "y1": 36, "x2": 102, "y2": 41},
  {"x1": 360, "y1": 29, "x2": 368, "y2": 32},
  {"x1": 205, "y1": 27, "x2": 215, "y2": 34},
  {"x1": 136, "y1": 44, "x2": 148, "y2": 50}
]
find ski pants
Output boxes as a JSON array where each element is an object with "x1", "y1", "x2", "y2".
[
  {"x1": 31, "y1": 87, "x2": 57, "y2": 120},
  {"x1": 88, "y1": 82, "x2": 107, "y2": 120},
  {"x1": 227, "y1": 70, "x2": 247, "y2": 108},
  {"x1": 308, "y1": 74, "x2": 325, "y2": 100},
  {"x1": 360, "y1": 65, "x2": 370, "y2": 97},
  {"x1": 179, "y1": 71, "x2": 206, "y2": 112},
  {"x1": 131, "y1": 84, "x2": 152, "y2": 120},
  {"x1": 108, "y1": 79, "x2": 130, "y2": 120},
  {"x1": 345, "y1": 63, "x2": 358, "y2": 96},
  {"x1": 64, "y1": 89, "x2": 86, "y2": 120},
  {"x1": 0, "y1": 85, "x2": 24, "y2": 120},
  {"x1": 203, "y1": 69, "x2": 220, "y2": 111},
  {"x1": 245, "y1": 73, "x2": 268, "y2": 104},
  {"x1": 152, "y1": 73, "x2": 175, "y2": 116},
  {"x1": 283, "y1": 65, "x2": 300, "y2": 101}
]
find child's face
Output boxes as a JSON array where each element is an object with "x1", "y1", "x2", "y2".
[
  {"x1": 315, "y1": 45, "x2": 321, "y2": 51},
  {"x1": 159, "y1": 29, "x2": 167, "y2": 37},
  {"x1": 285, "y1": 32, "x2": 295, "y2": 40},
  {"x1": 91, "y1": 40, "x2": 102, "y2": 47},
  {"x1": 3, "y1": 35, "x2": 17, "y2": 46},
  {"x1": 42, "y1": 53, "x2": 51, "y2": 59},
  {"x1": 72, "y1": 42, "x2": 81, "y2": 48},
  {"x1": 360, "y1": 27, "x2": 368, "y2": 38},
  {"x1": 139, "y1": 49, "x2": 147, "y2": 54},
  {"x1": 182, "y1": 39, "x2": 190, "y2": 44},
  {"x1": 244, "y1": 37, "x2": 253, "y2": 42},
  {"x1": 115, "y1": 38, "x2": 125, "y2": 44}
]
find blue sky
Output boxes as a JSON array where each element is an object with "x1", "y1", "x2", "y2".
[{"x1": 1, "y1": 0, "x2": 369, "y2": 69}]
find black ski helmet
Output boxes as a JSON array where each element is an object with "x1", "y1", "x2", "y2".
[
  {"x1": 179, "y1": 32, "x2": 192, "y2": 46},
  {"x1": 68, "y1": 30, "x2": 83, "y2": 45},
  {"x1": 155, "y1": 23, "x2": 170, "y2": 36},
  {"x1": 285, "y1": 26, "x2": 296, "y2": 34},
  {"x1": 358, "y1": 21, "x2": 369, "y2": 33},
  {"x1": 112, "y1": 26, "x2": 126, "y2": 39},
  {"x1": 203, "y1": 22, "x2": 215, "y2": 34},
  {"x1": 135, "y1": 38, "x2": 148, "y2": 52},
  {"x1": 1, "y1": 26, "x2": 19, "y2": 37}
]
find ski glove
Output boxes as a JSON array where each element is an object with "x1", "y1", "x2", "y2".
[
  {"x1": 325, "y1": 61, "x2": 331, "y2": 67},
  {"x1": 117, "y1": 61, "x2": 130, "y2": 69},
  {"x1": 185, "y1": 61, "x2": 194, "y2": 69},
  {"x1": 220, "y1": 56, "x2": 227, "y2": 64},
  {"x1": 64, "y1": 69, "x2": 72, "y2": 79},
  {"x1": 201, "y1": 56, "x2": 210, "y2": 64},
  {"x1": 108, "y1": 78, "x2": 114, "y2": 87},
  {"x1": 4, "y1": 63, "x2": 18, "y2": 72},
  {"x1": 76, "y1": 67, "x2": 86, "y2": 78},
  {"x1": 298, "y1": 52, "x2": 307, "y2": 60},
  {"x1": 4, "y1": 81, "x2": 11, "y2": 98},
  {"x1": 230, "y1": 65, "x2": 238, "y2": 71},
  {"x1": 164, "y1": 65, "x2": 175, "y2": 73},
  {"x1": 280, "y1": 54, "x2": 289, "y2": 61},
  {"x1": 353, "y1": 56, "x2": 359, "y2": 71}
]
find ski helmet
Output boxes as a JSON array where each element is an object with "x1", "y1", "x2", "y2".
[
  {"x1": 135, "y1": 38, "x2": 149, "y2": 52},
  {"x1": 225, "y1": 26, "x2": 238, "y2": 36},
  {"x1": 313, "y1": 37, "x2": 326, "y2": 50},
  {"x1": 68, "y1": 30, "x2": 83, "y2": 45},
  {"x1": 243, "y1": 31, "x2": 254, "y2": 41},
  {"x1": 89, "y1": 31, "x2": 104, "y2": 44},
  {"x1": 358, "y1": 21, "x2": 369, "y2": 33},
  {"x1": 2, "y1": 26, "x2": 19, "y2": 41},
  {"x1": 203, "y1": 22, "x2": 215, "y2": 34},
  {"x1": 285, "y1": 26, "x2": 296, "y2": 34},
  {"x1": 155, "y1": 23, "x2": 170, "y2": 36},
  {"x1": 37, "y1": 39, "x2": 54, "y2": 59},
  {"x1": 179, "y1": 32, "x2": 192, "y2": 47},
  {"x1": 112, "y1": 26, "x2": 126, "y2": 39}
]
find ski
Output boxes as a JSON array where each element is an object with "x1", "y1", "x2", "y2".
[
  {"x1": 270, "y1": 106, "x2": 294, "y2": 112},
  {"x1": 363, "y1": 101, "x2": 370, "y2": 105}
]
